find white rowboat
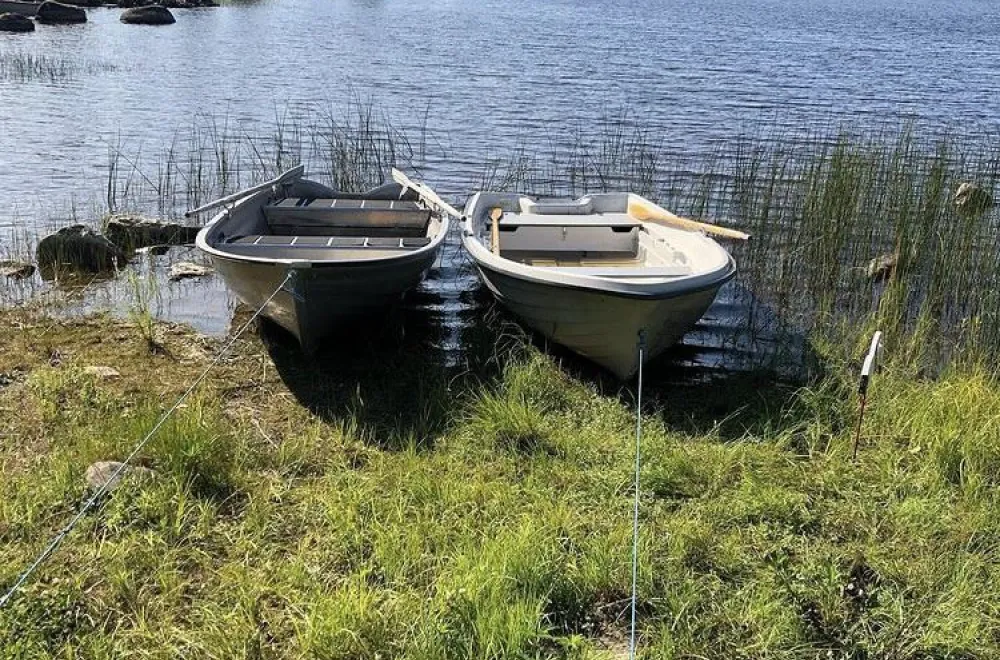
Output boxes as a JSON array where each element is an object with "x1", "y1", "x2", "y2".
[
  {"x1": 462, "y1": 192, "x2": 737, "y2": 378},
  {"x1": 195, "y1": 167, "x2": 449, "y2": 351}
]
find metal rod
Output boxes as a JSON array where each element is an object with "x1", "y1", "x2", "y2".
[{"x1": 183, "y1": 164, "x2": 305, "y2": 218}]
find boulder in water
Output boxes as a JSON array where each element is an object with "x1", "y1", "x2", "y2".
[
  {"x1": 35, "y1": 1, "x2": 87, "y2": 23},
  {"x1": 0, "y1": 13, "x2": 35, "y2": 32},
  {"x1": 36, "y1": 225, "x2": 126, "y2": 274},
  {"x1": 119, "y1": 5, "x2": 175, "y2": 24},
  {"x1": 954, "y1": 182, "x2": 994, "y2": 217},
  {"x1": 105, "y1": 214, "x2": 200, "y2": 251}
]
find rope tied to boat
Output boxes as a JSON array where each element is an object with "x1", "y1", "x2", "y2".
[
  {"x1": 0, "y1": 272, "x2": 293, "y2": 612},
  {"x1": 629, "y1": 330, "x2": 646, "y2": 660}
]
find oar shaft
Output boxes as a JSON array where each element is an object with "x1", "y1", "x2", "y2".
[
  {"x1": 391, "y1": 168, "x2": 463, "y2": 219},
  {"x1": 184, "y1": 165, "x2": 305, "y2": 218}
]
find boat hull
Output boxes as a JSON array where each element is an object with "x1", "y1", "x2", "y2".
[
  {"x1": 210, "y1": 248, "x2": 439, "y2": 352},
  {"x1": 476, "y1": 263, "x2": 725, "y2": 378}
]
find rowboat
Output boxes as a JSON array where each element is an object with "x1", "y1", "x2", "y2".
[
  {"x1": 461, "y1": 192, "x2": 743, "y2": 379},
  {"x1": 193, "y1": 166, "x2": 450, "y2": 352},
  {"x1": 0, "y1": 0, "x2": 42, "y2": 15}
]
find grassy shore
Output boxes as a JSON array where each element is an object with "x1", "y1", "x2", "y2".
[
  {"x1": 1, "y1": 302, "x2": 998, "y2": 658},
  {"x1": 2, "y1": 108, "x2": 999, "y2": 656}
]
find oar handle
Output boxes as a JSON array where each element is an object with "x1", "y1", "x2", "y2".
[
  {"x1": 628, "y1": 196, "x2": 750, "y2": 240},
  {"x1": 184, "y1": 164, "x2": 305, "y2": 218},
  {"x1": 391, "y1": 168, "x2": 463, "y2": 219}
]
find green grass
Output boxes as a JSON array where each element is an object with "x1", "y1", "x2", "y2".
[{"x1": 2, "y1": 310, "x2": 1000, "y2": 658}]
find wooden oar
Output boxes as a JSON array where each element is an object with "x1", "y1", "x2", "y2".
[
  {"x1": 391, "y1": 168, "x2": 463, "y2": 219},
  {"x1": 489, "y1": 207, "x2": 503, "y2": 255},
  {"x1": 627, "y1": 195, "x2": 750, "y2": 240},
  {"x1": 184, "y1": 164, "x2": 305, "y2": 218}
]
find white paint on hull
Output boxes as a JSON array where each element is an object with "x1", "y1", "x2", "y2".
[{"x1": 479, "y1": 265, "x2": 722, "y2": 378}]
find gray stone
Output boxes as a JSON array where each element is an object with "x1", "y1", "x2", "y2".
[
  {"x1": 954, "y1": 182, "x2": 994, "y2": 216},
  {"x1": 866, "y1": 253, "x2": 897, "y2": 282},
  {"x1": 36, "y1": 225, "x2": 126, "y2": 274},
  {"x1": 35, "y1": 1, "x2": 87, "y2": 23},
  {"x1": 0, "y1": 12, "x2": 35, "y2": 32},
  {"x1": 169, "y1": 261, "x2": 213, "y2": 281},
  {"x1": 0, "y1": 260, "x2": 35, "y2": 279},
  {"x1": 85, "y1": 461, "x2": 156, "y2": 492},
  {"x1": 119, "y1": 5, "x2": 175, "y2": 24},
  {"x1": 83, "y1": 365, "x2": 121, "y2": 379},
  {"x1": 104, "y1": 214, "x2": 199, "y2": 251}
]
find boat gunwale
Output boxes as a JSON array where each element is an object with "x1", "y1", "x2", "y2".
[
  {"x1": 461, "y1": 192, "x2": 737, "y2": 300},
  {"x1": 196, "y1": 189, "x2": 450, "y2": 269}
]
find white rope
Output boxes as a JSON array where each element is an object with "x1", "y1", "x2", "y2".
[
  {"x1": 629, "y1": 331, "x2": 646, "y2": 660},
  {"x1": 0, "y1": 272, "x2": 293, "y2": 611}
]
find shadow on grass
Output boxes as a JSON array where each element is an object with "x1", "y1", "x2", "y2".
[
  {"x1": 484, "y1": 282, "x2": 828, "y2": 443},
  {"x1": 258, "y1": 304, "x2": 464, "y2": 451}
]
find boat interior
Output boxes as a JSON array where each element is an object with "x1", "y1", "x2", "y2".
[
  {"x1": 216, "y1": 182, "x2": 444, "y2": 261},
  {"x1": 477, "y1": 195, "x2": 695, "y2": 278}
]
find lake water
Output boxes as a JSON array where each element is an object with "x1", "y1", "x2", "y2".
[{"x1": 1, "y1": 0, "x2": 997, "y2": 376}]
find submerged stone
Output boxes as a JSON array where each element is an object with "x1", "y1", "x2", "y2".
[
  {"x1": 36, "y1": 225, "x2": 126, "y2": 274},
  {"x1": 169, "y1": 261, "x2": 213, "y2": 281},
  {"x1": 105, "y1": 214, "x2": 200, "y2": 251},
  {"x1": 0, "y1": 12, "x2": 36, "y2": 32},
  {"x1": 35, "y1": 1, "x2": 87, "y2": 23},
  {"x1": 119, "y1": 5, "x2": 175, "y2": 24},
  {"x1": 0, "y1": 260, "x2": 35, "y2": 279}
]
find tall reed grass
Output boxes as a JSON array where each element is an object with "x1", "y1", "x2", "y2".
[
  {"x1": 0, "y1": 51, "x2": 115, "y2": 83},
  {"x1": 479, "y1": 119, "x2": 1000, "y2": 374}
]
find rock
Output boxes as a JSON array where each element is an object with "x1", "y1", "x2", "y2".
[
  {"x1": 85, "y1": 461, "x2": 156, "y2": 492},
  {"x1": 136, "y1": 244, "x2": 170, "y2": 256},
  {"x1": 866, "y1": 253, "x2": 897, "y2": 282},
  {"x1": 36, "y1": 225, "x2": 126, "y2": 274},
  {"x1": 0, "y1": 260, "x2": 35, "y2": 279},
  {"x1": 120, "y1": 5, "x2": 175, "y2": 24},
  {"x1": 83, "y1": 365, "x2": 121, "y2": 379},
  {"x1": 954, "y1": 182, "x2": 994, "y2": 216},
  {"x1": 169, "y1": 261, "x2": 213, "y2": 281},
  {"x1": 118, "y1": 0, "x2": 216, "y2": 6},
  {"x1": 104, "y1": 214, "x2": 199, "y2": 251},
  {"x1": 0, "y1": 12, "x2": 36, "y2": 32},
  {"x1": 35, "y1": 1, "x2": 87, "y2": 23}
]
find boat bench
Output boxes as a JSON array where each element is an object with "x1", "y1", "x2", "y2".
[
  {"x1": 265, "y1": 198, "x2": 431, "y2": 238},
  {"x1": 227, "y1": 235, "x2": 432, "y2": 250},
  {"x1": 496, "y1": 212, "x2": 640, "y2": 259}
]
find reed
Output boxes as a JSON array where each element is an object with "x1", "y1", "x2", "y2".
[
  {"x1": 0, "y1": 51, "x2": 115, "y2": 83},
  {"x1": 481, "y1": 119, "x2": 1000, "y2": 375}
]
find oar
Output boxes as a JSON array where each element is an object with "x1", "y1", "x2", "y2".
[
  {"x1": 490, "y1": 207, "x2": 503, "y2": 255},
  {"x1": 184, "y1": 164, "x2": 305, "y2": 218},
  {"x1": 627, "y1": 195, "x2": 750, "y2": 240},
  {"x1": 391, "y1": 168, "x2": 463, "y2": 219}
]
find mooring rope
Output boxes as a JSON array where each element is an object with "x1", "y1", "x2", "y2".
[
  {"x1": 629, "y1": 330, "x2": 646, "y2": 660},
  {"x1": 0, "y1": 272, "x2": 293, "y2": 611}
]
